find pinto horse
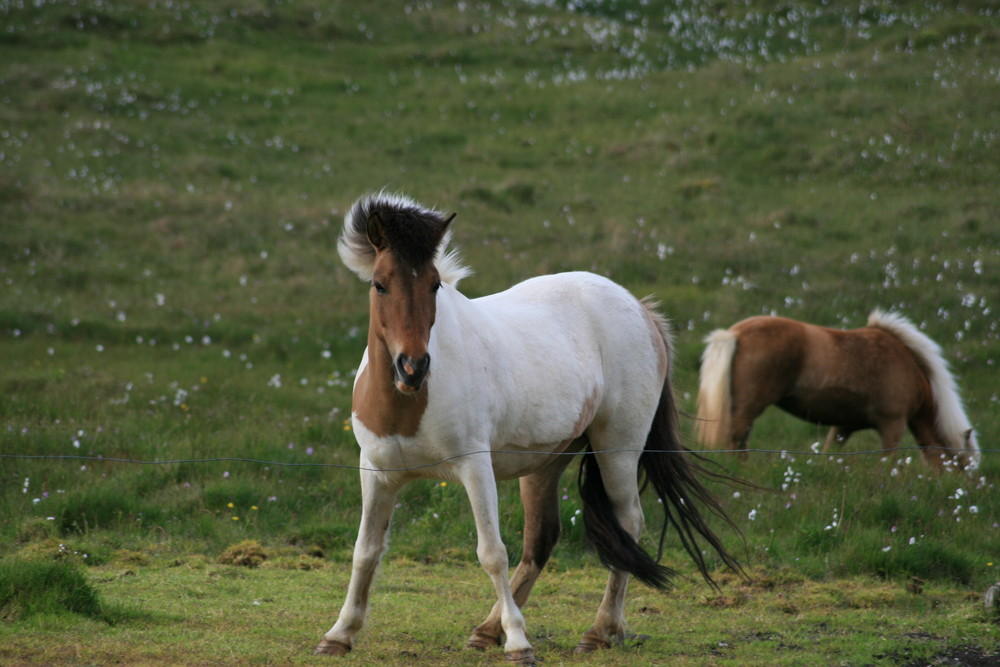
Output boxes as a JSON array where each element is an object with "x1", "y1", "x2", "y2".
[
  {"x1": 315, "y1": 192, "x2": 742, "y2": 664},
  {"x1": 694, "y1": 312, "x2": 980, "y2": 471}
]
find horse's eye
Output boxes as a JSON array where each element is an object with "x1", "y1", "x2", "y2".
[
  {"x1": 373, "y1": 281, "x2": 386, "y2": 294},
  {"x1": 432, "y1": 280, "x2": 442, "y2": 293}
]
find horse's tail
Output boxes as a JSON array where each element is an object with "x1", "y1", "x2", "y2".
[
  {"x1": 867, "y1": 309, "x2": 980, "y2": 469},
  {"x1": 695, "y1": 329, "x2": 738, "y2": 449},
  {"x1": 579, "y1": 307, "x2": 743, "y2": 590}
]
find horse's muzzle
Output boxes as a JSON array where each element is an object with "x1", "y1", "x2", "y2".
[{"x1": 394, "y1": 353, "x2": 430, "y2": 393}]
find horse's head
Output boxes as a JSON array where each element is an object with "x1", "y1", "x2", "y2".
[
  {"x1": 366, "y1": 212, "x2": 449, "y2": 393},
  {"x1": 959, "y1": 428, "x2": 981, "y2": 471},
  {"x1": 339, "y1": 193, "x2": 463, "y2": 395}
]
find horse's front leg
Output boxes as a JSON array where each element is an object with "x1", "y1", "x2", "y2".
[
  {"x1": 460, "y1": 462, "x2": 535, "y2": 665},
  {"x1": 468, "y1": 467, "x2": 567, "y2": 652},
  {"x1": 316, "y1": 470, "x2": 400, "y2": 656}
]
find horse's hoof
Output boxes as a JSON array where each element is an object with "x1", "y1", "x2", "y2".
[
  {"x1": 574, "y1": 633, "x2": 611, "y2": 653},
  {"x1": 466, "y1": 631, "x2": 501, "y2": 651},
  {"x1": 505, "y1": 648, "x2": 536, "y2": 665},
  {"x1": 313, "y1": 638, "x2": 351, "y2": 656},
  {"x1": 574, "y1": 639, "x2": 610, "y2": 653}
]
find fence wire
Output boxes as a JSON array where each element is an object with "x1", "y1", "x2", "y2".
[{"x1": 0, "y1": 446, "x2": 991, "y2": 474}]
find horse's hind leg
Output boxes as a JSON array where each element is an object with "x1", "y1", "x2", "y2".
[
  {"x1": 728, "y1": 385, "x2": 775, "y2": 459},
  {"x1": 467, "y1": 463, "x2": 570, "y2": 651},
  {"x1": 576, "y1": 569, "x2": 632, "y2": 652},
  {"x1": 822, "y1": 426, "x2": 852, "y2": 452},
  {"x1": 576, "y1": 449, "x2": 645, "y2": 652},
  {"x1": 728, "y1": 409, "x2": 760, "y2": 459}
]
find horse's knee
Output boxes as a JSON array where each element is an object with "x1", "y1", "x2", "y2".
[{"x1": 477, "y1": 542, "x2": 509, "y2": 578}]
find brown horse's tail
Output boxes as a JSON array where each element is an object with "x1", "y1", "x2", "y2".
[
  {"x1": 695, "y1": 329, "x2": 737, "y2": 449},
  {"x1": 579, "y1": 306, "x2": 743, "y2": 590}
]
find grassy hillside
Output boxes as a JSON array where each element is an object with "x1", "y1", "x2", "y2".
[{"x1": 1, "y1": 0, "x2": 998, "y2": 661}]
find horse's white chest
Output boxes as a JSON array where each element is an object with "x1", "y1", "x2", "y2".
[{"x1": 352, "y1": 414, "x2": 448, "y2": 477}]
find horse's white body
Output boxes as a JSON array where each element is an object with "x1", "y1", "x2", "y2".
[
  {"x1": 354, "y1": 271, "x2": 664, "y2": 482},
  {"x1": 318, "y1": 191, "x2": 737, "y2": 664},
  {"x1": 325, "y1": 271, "x2": 667, "y2": 658}
]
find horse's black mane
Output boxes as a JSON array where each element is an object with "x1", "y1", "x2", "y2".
[{"x1": 348, "y1": 194, "x2": 451, "y2": 270}]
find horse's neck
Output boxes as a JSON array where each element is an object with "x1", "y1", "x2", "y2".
[
  {"x1": 436, "y1": 284, "x2": 503, "y2": 354},
  {"x1": 352, "y1": 328, "x2": 429, "y2": 439}
]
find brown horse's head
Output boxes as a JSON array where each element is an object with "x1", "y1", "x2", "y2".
[{"x1": 340, "y1": 194, "x2": 455, "y2": 394}]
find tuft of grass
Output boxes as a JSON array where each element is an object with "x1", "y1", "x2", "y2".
[
  {"x1": 217, "y1": 539, "x2": 268, "y2": 568},
  {"x1": 843, "y1": 537, "x2": 976, "y2": 586},
  {"x1": 0, "y1": 560, "x2": 108, "y2": 623}
]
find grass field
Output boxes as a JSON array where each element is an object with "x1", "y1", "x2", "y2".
[{"x1": 2, "y1": 1, "x2": 999, "y2": 664}]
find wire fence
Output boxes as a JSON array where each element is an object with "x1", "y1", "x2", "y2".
[{"x1": 0, "y1": 446, "x2": 991, "y2": 474}]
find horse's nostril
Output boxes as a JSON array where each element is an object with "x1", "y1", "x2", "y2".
[{"x1": 396, "y1": 354, "x2": 431, "y2": 387}]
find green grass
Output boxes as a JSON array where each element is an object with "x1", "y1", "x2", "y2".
[
  {"x1": 2, "y1": 0, "x2": 999, "y2": 663},
  {"x1": 0, "y1": 559, "x2": 114, "y2": 623},
  {"x1": 0, "y1": 557, "x2": 997, "y2": 666}
]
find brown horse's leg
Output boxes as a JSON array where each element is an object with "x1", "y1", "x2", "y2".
[
  {"x1": 907, "y1": 415, "x2": 950, "y2": 471},
  {"x1": 467, "y1": 466, "x2": 568, "y2": 651},
  {"x1": 728, "y1": 376, "x2": 780, "y2": 460},
  {"x1": 822, "y1": 426, "x2": 852, "y2": 452},
  {"x1": 728, "y1": 411, "x2": 758, "y2": 460},
  {"x1": 876, "y1": 419, "x2": 907, "y2": 461}
]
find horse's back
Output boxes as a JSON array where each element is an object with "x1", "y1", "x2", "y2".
[
  {"x1": 478, "y1": 271, "x2": 634, "y2": 314},
  {"x1": 729, "y1": 316, "x2": 810, "y2": 380},
  {"x1": 476, "y1": 272, "x2": 659, "y2": 352},
  {"x1": 440, "y1": 271, "x2": 667, "y2": 457},
  {"x1": 730, "y1": 314, "x2": 921, "y2": 378}
]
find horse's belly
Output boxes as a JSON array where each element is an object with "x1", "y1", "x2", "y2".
[
  {"x1": 489, "y1": 438, "x2": 583, "y2": 481},
  {"x1": 778, "y1": 388, "x2": 872, "y2": 428}
]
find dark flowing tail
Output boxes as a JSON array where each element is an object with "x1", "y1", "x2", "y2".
[{"x1": 579, "y1": 379, "x2": 744, "y2": 590}]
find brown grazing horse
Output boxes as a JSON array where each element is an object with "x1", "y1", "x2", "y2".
[{"x1": 695, "y1": 311, "x2": 980, "y2": 471}]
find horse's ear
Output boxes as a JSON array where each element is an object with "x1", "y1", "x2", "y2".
[
  {"x1": 442, "y1": 212, "x2": 456, "y2": 230},
  {"x1": 366, "y1": 211, "x2": 387, "y2": 250}
]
